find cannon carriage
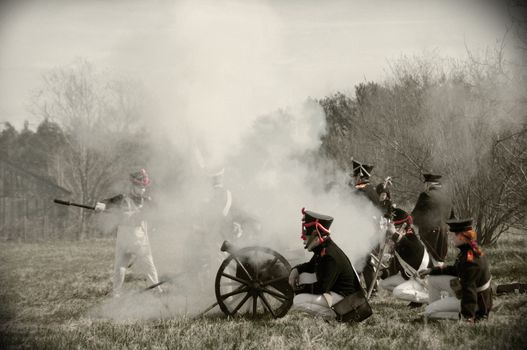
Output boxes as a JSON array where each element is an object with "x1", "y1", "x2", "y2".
[{"x1": 211, "y1": 240, "x2": 295, "y2": 318}]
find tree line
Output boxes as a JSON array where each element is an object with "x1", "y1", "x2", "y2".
[
  {"x1": 318, "y1": 53, "x2": 527, "y2": 245},
  {"x1": 1, "y1": 61, "x2": 160, "y2": 239},
  {"x1": 1, "y1": 52, "x2": 525, "y2": 244}
]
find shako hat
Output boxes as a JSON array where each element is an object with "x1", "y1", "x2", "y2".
[
  {"x1": 302, "y1": 208, "x2": 333, "y2": 233},
  {"x1": 391, "y1": 208, "x2": 411, "y2": 225},
  {"x1": 352, "y1": 159, "x2": 374, "y2": 179},
  {"x1": 130, "y1": 169, "x2": 151, "y2": 187},
  {"x1": 423, "y1": 173, "x2": 442, "y2": 183},
  {"x1": 446, "y1": 218, "x2": 473, "y2": 233}
]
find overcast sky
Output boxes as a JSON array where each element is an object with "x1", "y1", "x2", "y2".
[{"x1": 0, "y1": 0, "x2": 513, "y2": 128}]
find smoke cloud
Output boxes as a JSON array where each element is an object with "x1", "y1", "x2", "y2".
[
  {"x1": 93, "y1": 0, "x2": 382, "y2": 319},
  {"x1": 87, "y1": 0, "x2": 522, "y2": 320}
]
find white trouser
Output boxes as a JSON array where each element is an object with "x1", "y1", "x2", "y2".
[
  {"x1": 379, "y1": 274, "x2": 405, "y2": 292},
  {"x1": 292, "y1": 273, "x2": 344, "y2": 319},
  {"x1": 380, "y1": 274, "x2": 429, "y2": 303},
  {"x1": 113, "y1": 225, "x2": 159, "y2": 295},
  {"x1": 423, "y1": 275, "x2": 460, "y2": 319}
]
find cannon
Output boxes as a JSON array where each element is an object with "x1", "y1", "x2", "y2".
[{"x1": 202, "y1": 240, "x2": 294, "y2": 318}]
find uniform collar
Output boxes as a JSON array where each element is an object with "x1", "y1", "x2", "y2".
[
  {"x1": 312, "y1": 238, "x2": 332, "y2": 254},
  {"x1": 457, "y1": 243, "x2": 472, "y2": 252}
]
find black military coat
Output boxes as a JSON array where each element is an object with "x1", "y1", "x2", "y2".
[
  {"x1": 430, "y1": 244, "x2": 492, "y2": 320},
  {"x1": 355, "y1": 183, "x2": 386, "y2": 289},
  {"x1": 392, "y1": 228, "x2": 431, "y2": 280},
  {"x1": 411, "y1": 188, "x2": 452, "y2": 261},
  {"x1": 295, "y1": 238, "x2": 361, "y2": 296},
  {"x1": 204, "y1": 187, "x2": 260, "y2": 241}
]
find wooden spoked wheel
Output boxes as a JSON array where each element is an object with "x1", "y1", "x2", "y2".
[{"x1": 214, "y1": 246, "x2": 293, "y2": 318}]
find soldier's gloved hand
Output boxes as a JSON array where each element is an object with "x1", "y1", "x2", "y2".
[
  {"x1": 94, "y1": 202, "x2": 106, "y2": 212},
  {"x1": 418, "y1": 268, "x2": 432, "y2": 278},
  {"x1": 288, "y1": 268, "x2": 299, "y2": 288}
]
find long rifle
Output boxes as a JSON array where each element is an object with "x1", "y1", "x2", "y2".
[
  {"x1": 53, "y1": 198, "x2": 96, "y2": 210},
  {"x1": 366, "y1": 234, "x2": 392, "y2": 299},
  {"x1": 366, "y1": 176, "x2": 394, "y2": 300}
]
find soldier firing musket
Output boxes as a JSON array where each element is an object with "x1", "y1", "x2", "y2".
[
  {"x1": 349, "y1": 159, "x2": 394, "y2": 296},
  {"x1": 366, "y1": 176, "x2": 396, "y2": 299},
  {"x1": 55, "y1": 168, "x2": 162, "y2": 297}
]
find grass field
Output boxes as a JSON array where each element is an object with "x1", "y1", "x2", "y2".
[{"x1": 1, "y1": 232, "x2": 526, "y2": 350}]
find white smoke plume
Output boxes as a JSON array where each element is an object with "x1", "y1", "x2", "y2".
[{"x1": 93, "y1": 0, "x2": 382, "y2": 319}]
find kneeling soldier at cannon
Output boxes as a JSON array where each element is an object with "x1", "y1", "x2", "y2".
[
  {"x1": 420, "y1": 218, "x2": 492, "y2": 322},
  {"x1": 288, "y1": 208, "x2": 367, "y2": 321}
]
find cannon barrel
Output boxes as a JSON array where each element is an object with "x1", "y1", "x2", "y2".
[{"x1": 220, "y1": 240, "x2": 236, "y2": 253}]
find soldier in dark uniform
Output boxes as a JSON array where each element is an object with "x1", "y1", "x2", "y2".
[
  {"x1": 351, "y1": 160, "x2": 378, "y2": 205},
  {"x1": 194, "y1": 167, "x2": 261, "y2": 277},
  {"x1": 349, "y1": 160, "x2": 386, "y2": 294},
  {"x1": 379, "y1": 208, "x2": 431, "y2": 306},
  {"x1": 421, "y1": 218, "x2": 492, "y2": 322},
  {"x1": 411, "y1": 173, "x2": 454, "y2": 264},
  {"x1": 203, "y1": 167, "x2": 260, "y2": 242},
  {"x1": 203, "y1": 167, "x2": 242, "y2": 241},
  {"x1": 288, "y1": 208, "x2": 362, "y2": 318},
  {"x1": 376, "y1": 182, "x2": 394, "y2": 219}
]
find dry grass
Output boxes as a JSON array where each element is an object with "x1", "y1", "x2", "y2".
[{"x1": 1, "y1": 232, "x2": 526, "y2": 350}]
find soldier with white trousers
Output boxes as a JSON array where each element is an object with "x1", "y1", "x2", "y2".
[
  {"x1": 379, "y1": 208, "x2": 432, "y2": 306},
  {"x1": 95, "y1": 169, "x2": 161, "y2": 297}
]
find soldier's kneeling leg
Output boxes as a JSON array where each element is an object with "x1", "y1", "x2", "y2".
[{"x1": 423, "y1": 296, "x2": 460, "y2": 320}]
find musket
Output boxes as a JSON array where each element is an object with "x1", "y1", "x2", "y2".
[
  {"x1": 53, "y1": 198, "x2": 96, "y2": 210},
  {"x1": 366, "y1": 176, "x2": 394, "y2": 300},
  {"x1": 366, "y1": 232, "x2": 393, "y2": 300}
]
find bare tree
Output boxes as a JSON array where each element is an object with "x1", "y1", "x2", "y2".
[
  {"x1": 31, "y1": 60, "x2": 148, "y2": 239},
  {"x1": 319, "y1": 53, "x2": 526, "y2": 245}
]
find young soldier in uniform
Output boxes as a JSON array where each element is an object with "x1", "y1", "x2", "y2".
[
  {"x1": 195, "y1": 167, "x2": 261, "y2": 277},
  {"x1": 203, "y1": 167, "x2": 259, "y2": 242},
  {"x1": 376, "y1": 182, "x2": 394, "y2": 219},
  {"x1": 204, "y1": 167, "x2": 242, "y2": 242},
  {"x1": 288, "y1": 208, "x2": 362, "y2": 319},
  {"x1": 420, "y1": 218, "x2": 492, "y2": 322},
  {"x1": 349, "y1": 159, "x2": 386, "y2": 295},
  {"x1": 411, "y1": 173, "x2": 454, "y2": 264},
  {"x1": 350, "y1": 160, "x2": 378, "y2": 205},
  {"x1": 379, "y1": 208, "x2": 431, "y2": 306},
  {"x1": 94, "y1": 169, "x2": 161, "y2": 297}
]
